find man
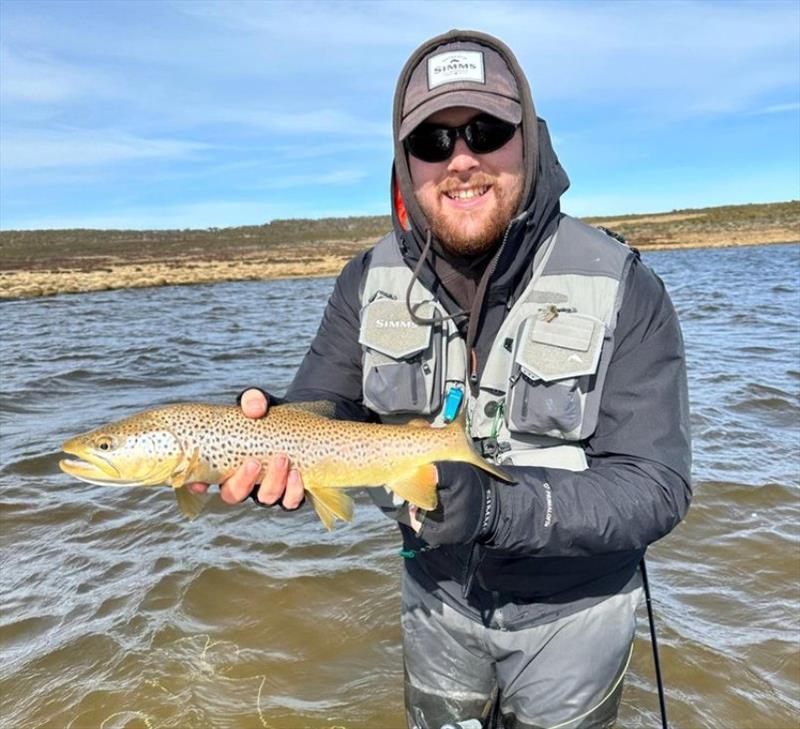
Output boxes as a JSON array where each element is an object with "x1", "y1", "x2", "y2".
[{"x1": 191, "y1": 29, "x2": 691, "y2": 729}]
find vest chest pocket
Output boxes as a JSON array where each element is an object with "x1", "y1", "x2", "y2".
[
  {"x1": 359, "y1": 299, "x2": 444, "y2": 415},
  {"x1": 506, "y1": 312, "x2": 605, "y2": 440}
]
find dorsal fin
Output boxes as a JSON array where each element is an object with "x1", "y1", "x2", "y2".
[
  {"x1": 405, "y1": 418, "x2": 431, "y2": 428},
  {"x1": 279, "y1": 400, "x2": 337, "y2": 418}
]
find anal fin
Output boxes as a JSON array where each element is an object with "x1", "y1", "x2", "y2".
[
  {"x1": 306, "y1": 488, "x2": 354, "y2": 531},
  {"x1": 387, "y1": 464, "x2": 439, "y2": 511}
]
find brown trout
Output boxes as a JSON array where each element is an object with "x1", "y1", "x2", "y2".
[{"x1": 58, "y1": 401, "x2": 510, "y2": 529}]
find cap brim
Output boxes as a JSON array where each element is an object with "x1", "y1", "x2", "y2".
[{"x1": 399, "y1": 91, "x2": 522, "y2": 140}]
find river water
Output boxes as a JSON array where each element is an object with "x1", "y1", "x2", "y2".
[{"x1": 1, "y1": 243, "x2": 798, "y2": 729}]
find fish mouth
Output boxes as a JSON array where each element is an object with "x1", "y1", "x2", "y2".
[{"x1": 59, "y1": 444, "x2": 131, "y2": 486}]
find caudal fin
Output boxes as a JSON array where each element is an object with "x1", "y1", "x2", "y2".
[
  {"x1": 387, "y1": 464, "x2": 439, "y2": 510},
  {"x1": 446, "y1": 410, "x2": 515, "y2": 483}
]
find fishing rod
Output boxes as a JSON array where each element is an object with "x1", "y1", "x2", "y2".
[{"x1": 640, "y1": 557, "x2": 669, "y2": 729}]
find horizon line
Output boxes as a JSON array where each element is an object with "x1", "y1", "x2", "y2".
[{"x1": 1, "y1": 198, "x2": 797, "y2": 234}]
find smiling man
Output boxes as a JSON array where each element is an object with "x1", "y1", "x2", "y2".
[
  {"x1": 407, "y1": 106, "x2": 524, "y2": 255},
  {"x1": 192, "y1": 29, "x2": 692, "y2": 729}
]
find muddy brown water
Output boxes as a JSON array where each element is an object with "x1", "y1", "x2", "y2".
[{"x1": 1, "y1": 243, "x2": 798, "y2": 728}]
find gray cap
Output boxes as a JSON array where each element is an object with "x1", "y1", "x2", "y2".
[{"x1": 398, "y1": 39, "x2": 522, "y2": 140}]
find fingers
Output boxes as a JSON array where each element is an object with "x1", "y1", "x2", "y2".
[
  {"x1": 219, "y1": 458, "x2": 262, "y2": 504},
  {"x1": 255, "y1": 454, "x2": 289, "y2": 504},
  {"x1": 240, "y1": 388, "x2": 269, "y2": 419},
  {"x1": 282, "y1": 468, "x2": 305, "y2": 510},
  {"x1": 253, "y1": 454, "x2": 305, "y2": 510},
  {"x1": 187, "y1": 482, "x2": 209, "y2": 495},
  {"x1": 214, "y1": 453, "x2": 306, "y2": 511}
]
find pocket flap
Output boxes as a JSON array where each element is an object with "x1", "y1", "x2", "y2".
[
  {"x1": 516, "y1": 313, "x2": 604, "y2": 381},
  {"x1": 359, "y1": 299, "x2": 435, "y2": 359}
]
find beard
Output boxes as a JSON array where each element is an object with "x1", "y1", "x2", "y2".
[{"x1": 428, "y1": 172, "x2": 524, "y2": 256}]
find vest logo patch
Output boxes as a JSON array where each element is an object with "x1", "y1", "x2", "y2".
[
  {"x1": 427, "y1": 51, "x2": 485, "y2": 89},
  {"x1": 375, "y1": 319, "x2": 418, "y2": 329}
]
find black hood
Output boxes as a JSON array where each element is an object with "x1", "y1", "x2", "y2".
[{"x1": 390, "y1": 29, "x2": 570, "y2": 301}]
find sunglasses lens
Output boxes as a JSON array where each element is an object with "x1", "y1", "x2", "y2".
[
  {"x1": 405, "y1": 115, "x2": 518, "y2": 162},
  {"x1": 405, "y1": 126, "x2": 454, "y2": 163},
  {"x1": 465, "y1": 116, "x2": 517, "y2": 154}
]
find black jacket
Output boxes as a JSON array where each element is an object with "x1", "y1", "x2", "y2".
[{"x1": 283, "y1": 231, "x2": 691, "y2": 628}]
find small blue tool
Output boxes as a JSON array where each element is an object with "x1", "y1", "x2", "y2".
[{"x1": 443, "y1": 384, "x2": 464, "y2": 423}]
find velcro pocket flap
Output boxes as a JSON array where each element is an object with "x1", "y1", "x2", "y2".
[
  {"x1": 516, "y1": 313, "x2": 604, "y2": 381},
  {"x1": 359, "y1": 299, "x2": 435, "y2": 359}
]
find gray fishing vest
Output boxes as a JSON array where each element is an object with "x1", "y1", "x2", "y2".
[{"x1": 358, "y1": 216, "x2": 633, "y2": 513}]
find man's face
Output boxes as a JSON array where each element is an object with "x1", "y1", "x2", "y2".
[{"x1": 408, "y1": 106, "x2": 524, "y2": 256}]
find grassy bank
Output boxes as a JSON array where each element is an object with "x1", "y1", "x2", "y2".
[{"x1": 1, "y1": 200, "x2": 797, "y2": 299}]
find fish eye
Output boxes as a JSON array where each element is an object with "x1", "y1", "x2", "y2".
[{"x1": 95, "y1": 435, "x2": 115, "y2": 451}]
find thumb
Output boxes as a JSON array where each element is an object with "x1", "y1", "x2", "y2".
[{"x1": 240, "y1": 388, "x2": 269, "y2": 419}]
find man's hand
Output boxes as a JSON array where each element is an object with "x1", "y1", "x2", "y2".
[
  {"x1": 410, "y1": 463, "x2": 499, "y2": 546},
  {"x1": 186, "y1": 388, "x2": 306, "y2": 509}
]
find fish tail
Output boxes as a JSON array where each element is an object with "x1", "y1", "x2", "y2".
[
  {"x1": 446, "y1": 409, "x2": 515, "y2": 483},
  {"x1": 387, "y1": 464, "x2": 439, "y2": 510}
]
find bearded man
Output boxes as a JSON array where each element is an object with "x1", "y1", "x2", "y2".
[{"x1": 192, "y1": 30, "x2": 692, "y2": 729}]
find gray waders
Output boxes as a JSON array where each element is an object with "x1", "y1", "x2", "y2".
[{"x1": 402, "y1": 573, "x2": 643, "y2": 729}]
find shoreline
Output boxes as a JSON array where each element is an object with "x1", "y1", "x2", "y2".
[{"x1": 1, "y1": 236, "x2": 797, "y2": 301}]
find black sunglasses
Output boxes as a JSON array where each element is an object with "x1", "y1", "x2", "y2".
[{"x1": 405, "y1": 113, "x2": 519, "y2": 163}]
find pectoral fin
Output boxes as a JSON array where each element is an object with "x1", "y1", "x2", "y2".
[
  {"x1": 387, "y1": 464, "x2": 439, "y2": 511},
  {"x1": 168, "y1": 447, "x2": 201, "y2": 489},
  {"x1": 305, "y1": 488, "x2": 355, "y2": 531},
  {"x1": 175, "y1": 485, "x2": 210, "y2": 520}
]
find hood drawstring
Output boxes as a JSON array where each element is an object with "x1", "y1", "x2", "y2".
[
  {"x1": 405, "y1": 212, "x2": 529, "y2": 394},
  {"x1": 463, "y1": 211, "x2": 530, "y2": 392},
  {"x1": 405, "y1": 228, "x2": 467, "y2": 326}
]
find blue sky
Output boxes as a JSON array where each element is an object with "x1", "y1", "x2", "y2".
[{"x1": 1, "y1": 0, "x2": 798, "y2": 230}]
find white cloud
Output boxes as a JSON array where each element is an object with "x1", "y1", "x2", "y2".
[
  {"x1": 168, "y1": 0, "x2": 423, "y2": 47},
  {"x1": 3, "y1": 200, "x2": 279, "y2": 230},
  {"x1": 259, "y1": 168, "x2": 367, "y2": 190},
  {"x1": 271, "y1": 139, "x2": 388, "y2": 160},
  {"x1": 209, "y1": 108, "x2": 391, "y2": 138},
  {"x1": 0, "y1": 44, "x2": 114, "y2": 103},
  {"x1": 746, "y1": 102, "x2": 800, "y2": 116},
  {"x1": 0, "y1": 129, "x2": 211, "y2": 171}
]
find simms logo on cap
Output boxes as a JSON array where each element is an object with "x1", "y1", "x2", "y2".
[{"x1": 427, "y1": 51, "x2": 485, "y2": 89}]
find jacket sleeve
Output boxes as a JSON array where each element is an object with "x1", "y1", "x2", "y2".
[
  {"x1": 283, "y1": 251, "x2": 375, "y2": 423},
  {"x1": 486, "y1": 256, "x2": 692, "y2": 556}
]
